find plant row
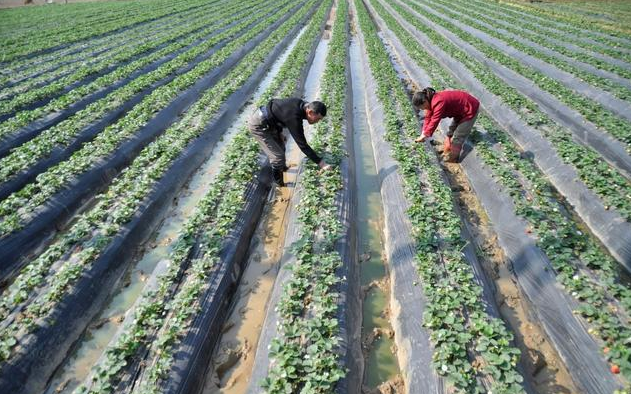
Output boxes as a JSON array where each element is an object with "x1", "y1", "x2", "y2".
[
  {"x1": 0, "y1": 1, "x2": 242, "y2": 118},
  {"x1": 0, "y1": 2, "x2": 133, "y2": 34},
  {"x1": 440, "y1": 0, "x2": 631, "y2": 74},
  {"x1": 426, "y1": 0, "x2": 631, "y2": 98},
  {"x1": 0, "y1": 0, "x2": 176, "y2": 49},
  {"x1": 73, "y1": 2, "x2": 331, "y2": 393},
  {"x1": 0, "y1": 0, "x2": 226, "y2": 82},
  {"x1": 357, "y1": 0, "x2": 524, "y2": 392},
  {"x1": 0, "y1": 0, "x2": 299, "y2": 237},
  {"x1": 540, "y1": 1, "x2": 631, "y2": 27},
  {"x1": 400, "y1": 0, "x2": 631, "y2": 152},
  {"x1": 0, "y1": 0, "x2": 315, "y2": 365},
  {"x1": 502, "y1": 0, "x2": 631, "y2": 42},
  {"x1": 0, "y1": 0, "x2": 202, "y2": 63},
  {"x1": 381, "y1": 0, "x2": 631, "y2": 223},
  {"x1": 458, "y1": 0, "x2": 631, "y2": 64},
  {"x1": 0, "y1": 0, "x2": 267, "y2": 184},
  {"x1": 262, "y1": 1, "x2": 349, "y2": 392},
  {"x1": 0, "y1": 0, "x2": 251, "y2": 141},
  {"x1": 372, "y1": 0, "x2": 631, "y2": 382},
  {"x1": 0, "y1": 0, "x2": 221, "y2": 95}
]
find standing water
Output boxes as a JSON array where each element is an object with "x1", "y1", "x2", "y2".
[
  {"x1": 203, "y1": 11, "x2": 336, "y2": 393},
  {"x1": 43, "y1": 25, "x2": 309, "y2": 394},
  {"x1": 350, "y1": 38, "x2": 402, "y2": 389}
]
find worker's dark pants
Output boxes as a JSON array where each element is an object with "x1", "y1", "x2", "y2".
[
  {"x1": 447, "y1": 109, "x2": 479, "y2": 146},
  {"x1": 247, "y1": 108, "x2": 285, "y2": 183}
]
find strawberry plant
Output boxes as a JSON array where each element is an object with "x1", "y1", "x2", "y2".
[
  {"x1": 262, "y1": 1, "x2": 349, "y2": 391},
  {"x1": 459, "y1": 0, "x2": 631, "y2": 63},
  {"x1": 434, "y1": 0, "x2": 631, "y2": 83},
  {"x1": 0, "y1": 0, "x2": 310, "y2": 364},
  {"x1": 425, "y1": 0, "x2": 631, "y2": 100},
  {"x1": 0, "y1": 0, "x2": 223, "y2": 88},
  {"x1": 370, "y1": 0, "x2": 631, "y2": 382},
  {"x1": 356, "y1": 0, "x2": 524, "y2": 391},
  {"x1": 380, "y1": 0, "x2": 631, "y2": 223},
  {"x1": 0, "y1": 1, "x2": 221, "y2": 101},
  {"x1": 0, "y1": 0, "x2": 208, "y2": 63},
  {"x1": 0, "y1": 0, "x2": 274, "y2": 184},
  {"x1": 0, "y1": 1, "x2": 256, "y2": 141},
  {"x1": 0, "y1": 0, "x2": 300, "y2": 237}
]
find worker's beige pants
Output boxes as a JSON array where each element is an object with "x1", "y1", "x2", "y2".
[{"x1": 447, "y1": 109, "x2": 479, "y2": 146}]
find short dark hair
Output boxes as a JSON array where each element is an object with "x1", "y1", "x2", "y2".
[
  {"x1": 305, "y1": 101, "x2": 327, "y2": 116},
  {"x1": 412, "y1": 87, "x2": 436, "y2": 107}
]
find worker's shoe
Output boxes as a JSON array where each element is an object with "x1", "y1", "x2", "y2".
[
  {"x1": 444, "y1": 144, "x2": 462, "y2": 163},
  {"x1": 272, "y1": 167, "x2": 285, "y2": 187}
]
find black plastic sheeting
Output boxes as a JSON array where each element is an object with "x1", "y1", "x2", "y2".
[
  {"x1": 0, "y1": 12, "x2": 273, "y2": 199},
  {"x1": 0, "y1": 2, "x2": 308, "y2": 284},
  {"x1": 248, "y1": 11, "x2": 362, "y2": 394},
  {"x1": 369, "y1": 6, "x2": 625, "y2": 392},
  {"x1": 438, "y1": 6, "x2": 631, "y2": 87},
  {"x1": 136, "y1": 5, "x2": 335, "y2": 394},
  {"x1": 532, "y1": 32, "x2": 631, "y2": 72},
  {"x1": 0, "y1": 12, "x2": 250, "y2": 159},
  {"x1": 333, "y1": 24, "x2": 363, "y2": 393},
  {"x1": 380, "y1": 0, "x2": 631, "y2": 272},
  {"x1": 0, "y1": 0, "x2": 214, "y2": 67},
  {"x1": 0, "y1": 0, "x2": 225, "y2": 89},
  {"x1": 498, "y1": 6, "x2": 631, "y2": 50},
  {"x1": 0, "y1": 4, "x2": 309, "y2": 391},
  {"x1": 368, "y1": 9, "x2": 542, "y2": 391},
  {"x1": 247, "y1": 160, "x2": 306, "y2": 394},
  {"x1": 350, "y1": 5, "x2": 444, "y2": 392},
  {"x1": 411, "y1": 1, "x2": 631, "y2": 122},
  {"x1": 149, "y1": 158, "x2": 272, "y2": 394},
  {"x1": 0, "y1": 3, "x2": 260, "y2": 125},
  {"x1": 391, "y1": 0, "x2": 631, "y2": 182},
  {"x1": 460, "y1": 140, "x2": 624, "y2": 393},
  {"x1": 0, "y1": 17, "x2": 227, "y2": 124}
]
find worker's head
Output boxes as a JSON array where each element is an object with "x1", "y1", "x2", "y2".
[
  {"x1": 305, "y1": 101, "x2": 327, "y2": 124},
  {"x1": 412, "y1": 87, "x2": 436, "y2": 111}
]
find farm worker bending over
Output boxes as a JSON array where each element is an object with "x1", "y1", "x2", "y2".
[
  {"x1": 413, "y1": 87, "x2": 480, "y2": 163},
  {"x1": 247, "y1": 98, "x2": 332, "y2": 187}
]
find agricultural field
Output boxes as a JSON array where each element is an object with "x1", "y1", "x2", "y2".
[{"x1": 0, "y1": 0, "x2": 630, "y2": 393}]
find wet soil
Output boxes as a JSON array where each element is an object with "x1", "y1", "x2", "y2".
[
  {"x1": 436, "y1": 140, "x2": 579, "y2": 394},
  {"x1": 201, "y1": 176, "x2": 296, "y2": 394},
  {"x1": 202, "y1": 12, "x2": 334, "y2": 391}
]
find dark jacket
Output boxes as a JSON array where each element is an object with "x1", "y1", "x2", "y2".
[{"x1": 265, "y1": 98, "x2": 321, "y2": 164}]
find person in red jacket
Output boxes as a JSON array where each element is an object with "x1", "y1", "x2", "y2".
[{"x1": 412, "y1": 87, "x2": 480, "y2": 163}]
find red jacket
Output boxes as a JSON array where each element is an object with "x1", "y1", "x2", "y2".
[{"x1": 422, "y1": 90, "x2": 480, "y2": 137}]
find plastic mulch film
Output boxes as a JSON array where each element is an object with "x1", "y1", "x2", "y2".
[
  {"x1": 369, "y1": 5, "x2": 625, "y2": 391},
  {"x1": 408, "y1": 0, "x2": 631, "y2": 123},
  {"x1": 389, "y1": 0, "x2": 631, "y2": 182},
  {"x1": 379, "y1": 0, "x2": 631, "y2": 271},
  {"x1": 0, "y1": 7, "x2": 309, "y2": 390},
  {"x1": 350, "y1": 2, "x2": 445, "y2": 392},
  {"x1": 0, "y1": 0, "x2": 308, "y2": 285}
]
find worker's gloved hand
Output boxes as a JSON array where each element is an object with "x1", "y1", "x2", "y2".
[{"x1": 318, "y1": 160, "x2": 333, "y2": 171}]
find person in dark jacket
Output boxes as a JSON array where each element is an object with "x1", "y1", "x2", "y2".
[
  {"x1": 412, "y1": 87, "x2": 480, "y2": 163},
  {"x1": 247, "y1": 98, "x2": 331, "y2": 186}
]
